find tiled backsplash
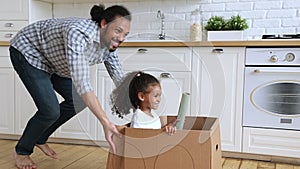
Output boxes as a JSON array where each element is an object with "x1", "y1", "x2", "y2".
[{"x1": 53, "y1": 0, "x2": 300, "y2": 41}]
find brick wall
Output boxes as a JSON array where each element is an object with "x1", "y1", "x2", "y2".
[{"x1": 53, "y1": 0, "x2": 300, "y2": 40}]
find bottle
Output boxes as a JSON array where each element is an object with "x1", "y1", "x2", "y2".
[{"x1": 190, "y1": 9, "x2": 202, "y2": 41}]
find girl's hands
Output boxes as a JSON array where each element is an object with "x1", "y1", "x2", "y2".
[
  {"x1": 164, "y1": 125, "x2": 176, "y2": 135},
  {"x1": 162, "y1": 117, "x2": 180, "y2": 135}
]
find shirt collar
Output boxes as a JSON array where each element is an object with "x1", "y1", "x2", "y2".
[{"x1": 94, "y1": 25, "x2": 101, "y2": 44}]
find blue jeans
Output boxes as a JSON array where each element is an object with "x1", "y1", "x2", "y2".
[{"x1": 10, "y1": 46, "x2": 86, "y2": 155}]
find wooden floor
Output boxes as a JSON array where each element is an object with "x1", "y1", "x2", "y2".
[{"x1": 1, "y1": 139, "x2": 300, "y2": 169}]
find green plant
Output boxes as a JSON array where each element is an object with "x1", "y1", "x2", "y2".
[
  {"x1": 204, "y1": 15, "x2": 248, "y2": 31},
  {"x1": 224, "y1": 15, "x2": 248, "y2": 30},
  {"x1": 204, "y1": 16, "x2": 226, "y2": 31}
]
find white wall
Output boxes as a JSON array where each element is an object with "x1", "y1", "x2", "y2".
[{"x1": 52, "y1": 0, "x2": 300, "y2": 41}]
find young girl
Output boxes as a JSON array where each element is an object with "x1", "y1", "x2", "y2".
[{"x1": 110, "y1": 71, "x2": 176, "y2": 135}]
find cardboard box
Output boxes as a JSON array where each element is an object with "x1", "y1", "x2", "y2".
[{"x1": 106, "y1": 116, "x2": 222, "y2": 169}]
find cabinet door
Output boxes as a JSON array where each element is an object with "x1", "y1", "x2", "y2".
[
  {"x1": 96, "y1": 70, "x2": 191, "y2": 141},
  {"x1": 15, "y1": 66, "x2": 98, "y2": 140},
  {"x1": 192, "y1": 47, "x2": 245, "y2": 152},
  {"x1": 0, "y1": 47, "x2": 14, "y2": 134},
  {"x1": 0, "y1": 0, "x2": 28, "y2": 20},
  {"x1": 55, "y1": 66, "x2": 98, "y2": 140},
  {"x1": 243, "y1": 127, "x2": 300, "y2": 158},
  {"x1": 0, "y1": 68, "x2": 14, "y2": 134},
  {"x1": 15, "y1": 77, "x2": 38, "y2": 135}
]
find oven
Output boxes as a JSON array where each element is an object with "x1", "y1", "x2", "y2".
[{"x1": 243, "y1": 47, "x2": 300, "y2": 130}]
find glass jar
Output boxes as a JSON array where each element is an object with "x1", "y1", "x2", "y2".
[{"x1": 190, "y1": 9, "x2": 202, "y2": 41}]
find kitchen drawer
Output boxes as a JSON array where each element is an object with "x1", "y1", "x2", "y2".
[
  {"x1": 98, "y1": 47, "x2": 192, "y2": 72},
  {"x1": 0, "y1": 21, "x2": 27, "y2": 31},
  {"x1": 243, "y1": 127, "x2": 300, "y2": 158},
  {"x1": 0, "y1": 31, "x2": 17, "y2": 41}
]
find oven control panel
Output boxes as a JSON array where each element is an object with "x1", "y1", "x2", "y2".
[{"x1": 246, "y1": 48, "x2": 300, "y2": 66}]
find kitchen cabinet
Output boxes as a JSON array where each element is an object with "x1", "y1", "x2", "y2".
[
  {"x1": 15, "y1": 66, "x2": 98, "y2": 140},
  {"x1": 97, "y1": 70, "x2": 191, "y2": 141},
  {"x1": 96, "y1": 47, "x2": 192, "y2": 141},
  {"x1": 192, "y1": 47, "x2": 245, "y2": 152},
  {"x1": 0, "y1": 0, "x2": 29, "y2": 41},
  {"x1": 0, "y1": 0, "x2": 52, "y2": 41},
  {"x1": 54, "y1": 65, "x2": 98, "y2": 140},
  {"x1": 14, "y1": 78, "x2": 38, "y2": 135},
  {"x1": 0, "y1": 47, "x2": 14, "y2": 134},
  {"x1": 243, "y1": 127, "x2": 300, "y2": 158},
  {"x1": 0, "y1": 0, "x2": 29, "y2": 20}
]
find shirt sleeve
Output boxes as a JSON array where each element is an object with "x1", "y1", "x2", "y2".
[
  {"x1": 64, "y1": 26, "x2": 93, "y2": 95},
  {"x1": 104, "y1": 51, "x2": 125, "y2": 86}
]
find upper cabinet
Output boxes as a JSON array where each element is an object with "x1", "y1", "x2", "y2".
[
  {"x1": 0, "y1": 0, "x2": 52, "y2": 41},
  {"x1": 0, "y1": 0, "x2": 29, "y2": 20},
  {"x1": 0, "y1": 0, "x2": 29, "y2": 41}
]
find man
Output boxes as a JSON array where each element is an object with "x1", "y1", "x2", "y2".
[{"x1": 9, "y1": 4, "x2": 131, "y2": 169}]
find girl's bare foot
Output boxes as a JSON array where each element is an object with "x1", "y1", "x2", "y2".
[
  {"x1": 36, "y1": 144, "x2": 58, "y2": 159},
  {"x1": 14, "y1": 151, "x2": 37, "y2": 169}
]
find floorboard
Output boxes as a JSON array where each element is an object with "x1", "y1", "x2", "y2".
[{"x1": 1, "y1": 139, "x2": 300, "y2": 169}]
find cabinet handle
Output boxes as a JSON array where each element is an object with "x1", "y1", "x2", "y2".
[
  {"x1": 212, "y1": 48, "x2": 224, "y2": 54},
  {"x1": 137, "y1": 48, "x2": 148, "y2": 53},
  {"x1": 160, "y1": 72, "x2": 171, "y2": 78},
  {"x1": 4, "y1": 33, "x2": 14, "y2": 38},
  {"x1": 4, "y1": 23, "x2": 14, "y2": 27}
]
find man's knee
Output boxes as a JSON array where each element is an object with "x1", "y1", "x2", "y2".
[{"x1": 42, "y1": 104, "x2": 60, "y2": 122}]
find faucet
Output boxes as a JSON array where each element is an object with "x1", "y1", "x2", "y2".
[{"x1": 157, "y1": 10, "x2": 165, "y2": 40}]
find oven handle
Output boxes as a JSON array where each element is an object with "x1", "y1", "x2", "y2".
[{"x1": 253, "y1": 69, "x2": 300, "y2": 73}]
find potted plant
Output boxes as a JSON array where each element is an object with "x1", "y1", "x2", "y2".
[{"x1": 205, "y1": 15, "x2": 248, "y2": 41}]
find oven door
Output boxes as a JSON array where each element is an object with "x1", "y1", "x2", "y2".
[{"x1": 243, "y1": 67, "x2": 300, "y2": 130}]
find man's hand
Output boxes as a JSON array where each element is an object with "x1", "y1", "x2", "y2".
[{"x1": 103, "y1": 120, "x2": 121, "y2": 153}]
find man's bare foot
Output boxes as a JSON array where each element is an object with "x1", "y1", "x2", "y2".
[
  {"x1": 14, "y1": 151, "x2": 37, "y2": 169},
  {"x1": 36, "y1": 144, "x2": 58, "y2": 159}
]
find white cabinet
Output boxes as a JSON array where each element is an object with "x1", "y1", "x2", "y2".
[
  {"x1": 0, "y1": 0, "x2": 29, "y2": 20},
  {"x1": 0, "y1": 0, "x2": 29, "y2": 41},
  {"x1": 192, "y1": 47, "x2": 245, "y2": 152},
  {"x1": 14, "y1": 77, "x2": 37, "y2": 135},
  {"x1": 243, "y1": 127, "x2": 300, "y2": 158},
  {"x1": 0, "y1": 47, "x2": 14, "y2": 134},
  {"x1": 54, "y1": 65, "x2": 98, "y2": 140},
  {"x1": 15, "y1": 65, "x2": 98, "y2": 140},
  {"x1": 97, "y1": 70, "x2": 191, "y2": 141},
  {"x1": 96, "y1": 47, "x2": 192, "y2": 141},
  {"x1": 0, "y1": 69, "x2": 14, "y2": 134},
  {"x1": 0, "y1": 0, "x2": 52, "y2": 41},
  {"x1": 0, "y1": 21, "x2": 28, "y2": 41}
]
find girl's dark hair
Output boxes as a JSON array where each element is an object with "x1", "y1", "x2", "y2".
[
  {"x1": 129, "y1": 72, "x2": 160, "y2": 109},
  {"x1": 90, "y1": 4, "x2": 131, "y2": 26},
  {"x1": 109, "y1": 71, "x2": 160, "y2": 118}
]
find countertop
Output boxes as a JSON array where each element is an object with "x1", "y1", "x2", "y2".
[
  {"x1": 120, "y1": 40, "x2": 300, "y2": 47},
  {"x1": 1, "y1": 40, "x2": 300, "y2": 47}
]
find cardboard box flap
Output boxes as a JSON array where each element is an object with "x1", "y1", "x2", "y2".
[
  {"x1": 167, "y1": 116, "x2": 217, "y2": 131},
  {"x1": 107, "y1": 116, "x2": 222, "y2": 169}
]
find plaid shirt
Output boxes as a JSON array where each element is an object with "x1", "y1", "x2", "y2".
[{"x1": 10, "y1": 17, "x2": 124, "y2": 95}]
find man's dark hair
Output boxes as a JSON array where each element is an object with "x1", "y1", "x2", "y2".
[{"x1": 90, "y1": 4, "x2": 131, "y2": 25}]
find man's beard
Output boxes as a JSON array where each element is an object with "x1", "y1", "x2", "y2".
[
  {"x1": 102, "y1": 27, "x2": 120, "y2": 52},
  {"x1": 109, "y1": 48, "x2": 116, "y2": 52}
]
